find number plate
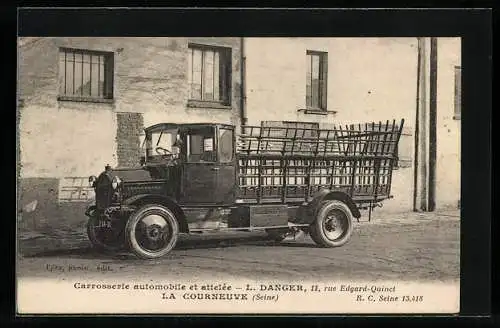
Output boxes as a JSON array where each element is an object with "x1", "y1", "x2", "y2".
[{"x1": 97, "y1": 220, "x2": 112, "y2": 228}]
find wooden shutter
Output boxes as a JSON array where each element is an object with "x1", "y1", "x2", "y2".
[
  {"x1": 320, "y1": 53, "x2": 328, "y2": 110},
  {"x1": 104, "y1": 53, "x2": 114, "y2": 99},
  {"x1": 220, "y1": 48, "x2": 232, "y2": 105}
]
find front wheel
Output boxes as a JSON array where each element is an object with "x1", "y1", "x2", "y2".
[
  {"x1": 125, "y1": 204, "x2": 179, "y2": 259},
  {"x1": 309, "y1": 200, "x2": 354, "y2": 247}
]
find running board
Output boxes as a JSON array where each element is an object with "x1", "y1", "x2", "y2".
[{"x1": 188, "y1": 223, "x2": 309, "y2": 233}]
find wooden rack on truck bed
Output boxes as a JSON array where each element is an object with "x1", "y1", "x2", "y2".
[{"x1": 236, "y1": 119, "x2": 405, "y2": 220}]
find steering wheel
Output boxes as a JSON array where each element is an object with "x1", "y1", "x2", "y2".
[{"x1": 155, "y1": 146, "x2": 171, "y2": 156}]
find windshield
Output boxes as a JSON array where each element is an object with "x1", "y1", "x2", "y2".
[{"x1": 142, "y1": 128, "x2": 180, "y2": 160}]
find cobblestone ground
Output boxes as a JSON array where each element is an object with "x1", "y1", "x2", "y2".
[{"x1": 17, "y1": 210, "x2": 460, "y2": 282}]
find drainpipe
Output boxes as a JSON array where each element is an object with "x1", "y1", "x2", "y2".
[
  {"x1": 428, "y1": 37, "x2": 438, "y2": 211},
  {"x1": 240, "y1": 37, "x2": 247, "y2": 134},
  {"x1": 417, "y1": 37, "x2": 429, "y2": 211},
  {"x1": 413, "y1": 38, "x2": 421, "y2": 212}
]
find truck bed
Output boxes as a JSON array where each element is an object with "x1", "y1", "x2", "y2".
[{"x1": 236, "y1": 119, "x2": 405, "y2": 205}]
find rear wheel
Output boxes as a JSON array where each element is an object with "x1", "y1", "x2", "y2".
[
  {"x1": 125, "y1": 204, "x2": 179, "y2": 259},
  {"x1": 309, "y1": 200, "x2": 354, "y2": 247}
]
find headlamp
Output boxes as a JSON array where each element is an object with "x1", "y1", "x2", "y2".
[
  {"x1": 88, "y1": 175, "x2": 97, "y2": 188},
  {"x1": 111, "y1": 176, "x2": 122, "y2": 189}
]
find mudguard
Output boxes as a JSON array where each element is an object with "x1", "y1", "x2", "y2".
[
  {"x1": 122, "y1": 194, "x2": 188, "y2": 233},
  {"x1": 306, "y1": 189, "x2": 361, "y2": 221}
]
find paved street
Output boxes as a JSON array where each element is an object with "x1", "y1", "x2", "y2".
[{"x1": 17, "y1": 210, "x2": 460, "y2": 282}]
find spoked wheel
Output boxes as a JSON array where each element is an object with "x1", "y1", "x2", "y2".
[
  {"x1": 86, "y1": 214, "x2": 125, "y2": 252},
  {"x1": 309, "y1": 200, "x2": 354, "y2": 247},
  {"x1": 125, "y1": 205, "x2": 179, "y2": 259}
]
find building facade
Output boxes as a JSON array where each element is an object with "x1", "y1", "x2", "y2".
[
  {"x1": 244, "y1": 38, "x2": 415, "y2": 213},
  {"x1": 18, "y1": 37, "x2": 243, "y2": 228},
  {"x1": 244, "y1": 37, "x2": 461, "y2": 213},
  {"x1": 17, "y1": 37, "x2": 460, "y2": 230}
]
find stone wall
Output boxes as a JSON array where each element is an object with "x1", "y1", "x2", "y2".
[
  {"x1": 17, "y1": 37, "x2": 242, "y2": 230},
  {"x1": 116, "y1": 112, "x2": 144, "y2": 168}
]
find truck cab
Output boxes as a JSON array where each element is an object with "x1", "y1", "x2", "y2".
[{"x1": 140, "y1": 123, "x2": 237, "y2": 205}]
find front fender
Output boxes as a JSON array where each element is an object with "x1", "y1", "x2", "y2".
[{"x1": 122, "y1": 194, "x2": 188, "y2": 233}]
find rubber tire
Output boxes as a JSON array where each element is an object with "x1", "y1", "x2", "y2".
[
  {"x1": 265, "y1": 228, "x2": 288, "y2": 242},
  {"x1": 86, "y1": 215, "x2": 125, "y2": 253},
  {"x1": 309, "y1": 200, "x2": 354, "y2": 247},
  {"x1": 125, "y1": 204, "x2": 179, "y2": 260}
]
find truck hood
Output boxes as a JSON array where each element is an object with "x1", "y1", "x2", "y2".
[{"x1": 98, "y1": 167, "x2": 155, "y2": 183}]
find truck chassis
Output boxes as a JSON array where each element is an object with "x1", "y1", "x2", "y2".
[{"x1": 85, "y1": 119, "x2": 404, "y2": 259}]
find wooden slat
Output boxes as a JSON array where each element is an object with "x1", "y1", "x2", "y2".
[{"x1": 237, "y1": 119, "x2": 404, "y2": 202}]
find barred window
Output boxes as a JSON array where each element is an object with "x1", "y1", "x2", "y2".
[
  {"x1": 58, "y1": 48, "x2": 114, "y2": 101},
  {"x1": 188, "y1": 44, "x2": 231, "y2": 105},
  {"x1": 306, "y1": 51, "x2": 328, "y2": 110}
]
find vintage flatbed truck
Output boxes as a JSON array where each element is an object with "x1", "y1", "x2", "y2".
[{"x1": 85, "y1": 119, "x2": 404, "y2": 259}]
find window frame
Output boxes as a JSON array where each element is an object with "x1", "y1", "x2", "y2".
[
  {"x1": 218, "y1": 127, "x2": 235, "y2": 163},
  {"x1": 306, "y1": 50, "x2": 328, "y2": 111},
  {"x1": 57, "y1": 47, "x2": 114, "y2": 103},
  {"x1": 187, "y1": 43, "x2": 232, "y2": 107},
  {"x1": 184, "y1": 126, "x2": 218, "y2": 163}
]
